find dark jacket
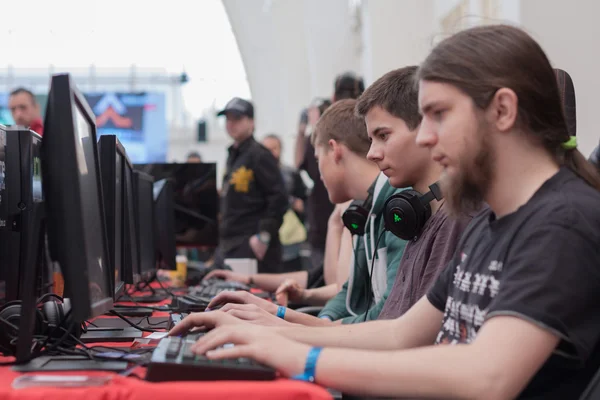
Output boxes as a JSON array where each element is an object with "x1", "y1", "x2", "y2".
[{"x1": 220, "y1": 136, "x2": 288, "y2": 252}]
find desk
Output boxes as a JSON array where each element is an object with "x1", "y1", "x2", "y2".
[{"x1": 0, "y1": 288, "x2": 333, "y2": 400}]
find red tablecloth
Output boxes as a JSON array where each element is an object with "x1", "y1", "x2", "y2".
[
  {"x1": 0, "y1": 287, "x2": 333, "y2": 400},
  {"x1": 0, "y1": 366, "x2": 333, "y2": 400}
]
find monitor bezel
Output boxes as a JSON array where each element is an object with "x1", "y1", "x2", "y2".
[
  {"x1": 97, "y1": 134, "x2": 126, "y2": 299},
  {"x1": 42, "y1": 73, "x2": 113, "y2": 321}
]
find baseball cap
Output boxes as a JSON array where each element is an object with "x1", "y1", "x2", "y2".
[
  {"x1": 334, "y1": 72, "x2": 365, "y2": 99},
  {"x1": 217, "y1": 97, "x2": 254, "y2": 119}
]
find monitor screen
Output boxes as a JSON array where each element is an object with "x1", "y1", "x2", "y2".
[
  {"x1": 134, "y1": 163, "x2": 218, "y2": 247},
  {"x1": 152, "y1": 179, "x2": 177, "y2": 270},
  {"x1": 73, "y1": 103, "x2": 111, "y2": 310},
  {"x1": 134, "y1": 171, "x2": 155, "y2": 275},
  {"x1": 123, "y1": 160, "x2": 139, "y2": 281}
]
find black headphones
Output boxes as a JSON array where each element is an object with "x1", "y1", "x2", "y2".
[
  {"x1": 342, "y1": 191, "x2": 374, "y2": 236},
  {"x1": 0, "y1": 296, "x2": 82, "y2": 356},
  {"x1": 383, "y1": 182, "x2": 443, "y2": 241}
]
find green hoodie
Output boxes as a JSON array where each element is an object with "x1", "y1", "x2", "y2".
[{"x1": 319, "y1": 173, "x2": 408, "y2": 323}]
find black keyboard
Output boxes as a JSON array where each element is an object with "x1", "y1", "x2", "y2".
[
  {"x1": 191, "y1": 285, "x2": 237, "y2": 298},
  {"x1": 145, "y1": 335, "x2": 276, "y2": 382},
  {"x1": 190, "y1": 278, "x2": 251, "y2": 299},
  {"x1": 168, "y1": 312, "x2": 190, "y2": 330}
]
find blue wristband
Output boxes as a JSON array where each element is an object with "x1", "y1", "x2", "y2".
[
  {"x1": 276, "y1": 306, "x2": 286, "y2": 319},
  {"x1": 292, "y1": 347, "x2": 323, "y2": 382}
]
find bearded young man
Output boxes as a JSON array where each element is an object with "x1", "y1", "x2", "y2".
[{"x1": 170, "y1": 25, "x2": 600, "y2": 400}]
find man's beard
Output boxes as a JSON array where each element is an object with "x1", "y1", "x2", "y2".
[{"x1": 441, "y1": 125, "x2": 492, "y2": 217}]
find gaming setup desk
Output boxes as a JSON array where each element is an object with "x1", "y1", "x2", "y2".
[{"x1": 0, "y1": 73, "x2": 331, "y2": 400}]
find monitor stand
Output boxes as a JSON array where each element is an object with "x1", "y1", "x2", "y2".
[
  {"x1": 128, "y1": 294, "x2": 168, "y2": 303},
  {"x1": 127, "y1": 271, "x2": 171, "y2": 303},
  {"x1": 12, "y1": 355, "x2": 128, "y2": 372},
  {"x1": 80, "y1": 327, "x2": 143, "y2": 343}
]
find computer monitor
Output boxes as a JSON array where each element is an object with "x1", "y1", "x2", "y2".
[
  {"x1": 153, "y1": 179, "x2": 177, "y2": 270},
  {"x1": 0, "y1": 126, "x2": 6, "y2": 305},
  {"x1": 134, "y1": 171, "x2": 155, "y2": 279},
  {"x1": 41, "y1": 73, "x2": 113, "y2": 322},
  {"x1": 122, "y1": 157, "x2": 139, "y2": 283},
  {"x1": 0, "y1": 125, "x2": 48, "y2": 304},
  {"x1": 134, "y1": 163, "x2": 218, "y2": 248},
  {"x1": 98, "y1": 135, "x2": 126, "y2": 298}
]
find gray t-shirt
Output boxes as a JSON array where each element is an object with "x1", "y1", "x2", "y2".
[{"x1": 377, "y1": 203, "x2": 480, "y2": 320}]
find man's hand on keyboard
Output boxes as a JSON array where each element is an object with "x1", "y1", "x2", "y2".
[
  {"x1": 168, "y1": 310, "x2": 246, "y2": 337},
  {"x1": 219, "y1": 303, "x2": 290, "y2": 326},
  {"x1": 206, "y1": 291, "x2": 277, "y2": 314},
  {"x1": 190, "y1": 324, "x2": 310, "y2": 378},
  {"x1": 203, "y1": 269, "x2": 250, "y2": 285}
]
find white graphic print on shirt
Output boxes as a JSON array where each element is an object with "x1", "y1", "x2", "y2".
[{"x1": 435, "y1": 252, "x2": 503, "y2": 345}]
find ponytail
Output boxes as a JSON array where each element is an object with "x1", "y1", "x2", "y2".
[{"x1": 565, "y1": 149, "x2": 600, "y2": 191}]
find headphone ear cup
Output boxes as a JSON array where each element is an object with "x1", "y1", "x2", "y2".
[
  {"x1": 342, "y1": 203, "x2": 369, "y2": 236},
  {"x1": 41, "y1": 299, "x2": 81, "y2": 346},
  {"x1": 0, "y1": 302, "x2": 24, "y2": 354},
  {"x1": 42, "y1": 300, "x2": 62, "y2": 338},
  {"x1": 0, "y1": 302, "x2": 45, "y2": 355},
  {"x1": 61, "y1": 298, "x2": 82, "y2": 340},
  {"x1": 384, "y1": 190, "x2": 429, "y2": 240}
]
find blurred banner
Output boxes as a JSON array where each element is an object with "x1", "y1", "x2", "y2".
[{"x1": 0, "y1": 91, "x2": 167, "y2": 163}]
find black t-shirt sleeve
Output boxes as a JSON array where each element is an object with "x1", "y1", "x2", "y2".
[
  {"x1": 486, "y1": 217, "x2": 600, "y2": 363},
  {"x1": 427, "y1": 258, "x2": 455, "y2": 312}
]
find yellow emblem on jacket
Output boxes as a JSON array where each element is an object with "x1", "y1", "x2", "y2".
[{"x1": 229, "y1": 166, "x2": 254, "y2": 193}]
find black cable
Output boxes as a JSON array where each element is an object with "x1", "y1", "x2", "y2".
[
  {"x1": 39, "y1": 307, "x2": 73, "y2": 350},
  {"x1": 0, "y1": 318, "x2": 76, "y2": 366},
  {"x1": 107, "y1": 310, "x2": 162, "y2": 333},
  {"x1": 128, "y1": 316, "x2": 168, "y2": 328},
  {"x1": 155, "y1": 276, "x2": 179, "y2": 298},
  {"x1": 364, "y1": 230, "x2": 386, "y2": 322},
  {"x1": 52, "y1": 327, "x2": 155, "y2": 366}
]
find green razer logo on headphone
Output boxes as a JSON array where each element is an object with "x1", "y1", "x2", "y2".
[
  {"x1": 351, "y1": 223, "x2": 359, "y2": 230},
  {"x1": 394, "y1": 213, "x2": 402, "y2": 223}
]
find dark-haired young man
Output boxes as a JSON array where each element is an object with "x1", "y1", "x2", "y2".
[
  {"x1": 170, "y1": 25, "x2": 600, "y2": 400},
  {"x1": 357, "y1": 66, "x2": 479, "y2": 320},
  {"x1": 9, "y1": 87, "x2": 43, "y2": 135}
]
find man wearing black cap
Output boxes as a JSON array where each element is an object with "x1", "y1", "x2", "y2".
[{"x1": 216, "y1": 97, "x2": 288, "y2": 273}]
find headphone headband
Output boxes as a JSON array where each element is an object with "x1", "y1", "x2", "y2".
[{"x1": 419, "y1": 182, "x2": 443, "y2": 205}]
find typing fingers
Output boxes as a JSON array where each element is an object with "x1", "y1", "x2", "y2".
[
  {"x1": 203, "y1": 270, "x2": 221, "y2": 281},
  {"x1": 206, "y1": 291, "x2": 246, "y2": 309},
  {"x1": 206, "y1": 344, "x2": 253, "y2": 361},
  {"x1": 169, "y1": 312, "x2": 211, "y2": 336},
  {"x1": 220, "y1": 303, "x2": 257, "y2": 313},
  {"x1": 226, "y1": 309, "x2": 258, "y2": 321},
  {"x1": 191, "y1": 326, "x2": 246, "y2": 355}
]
